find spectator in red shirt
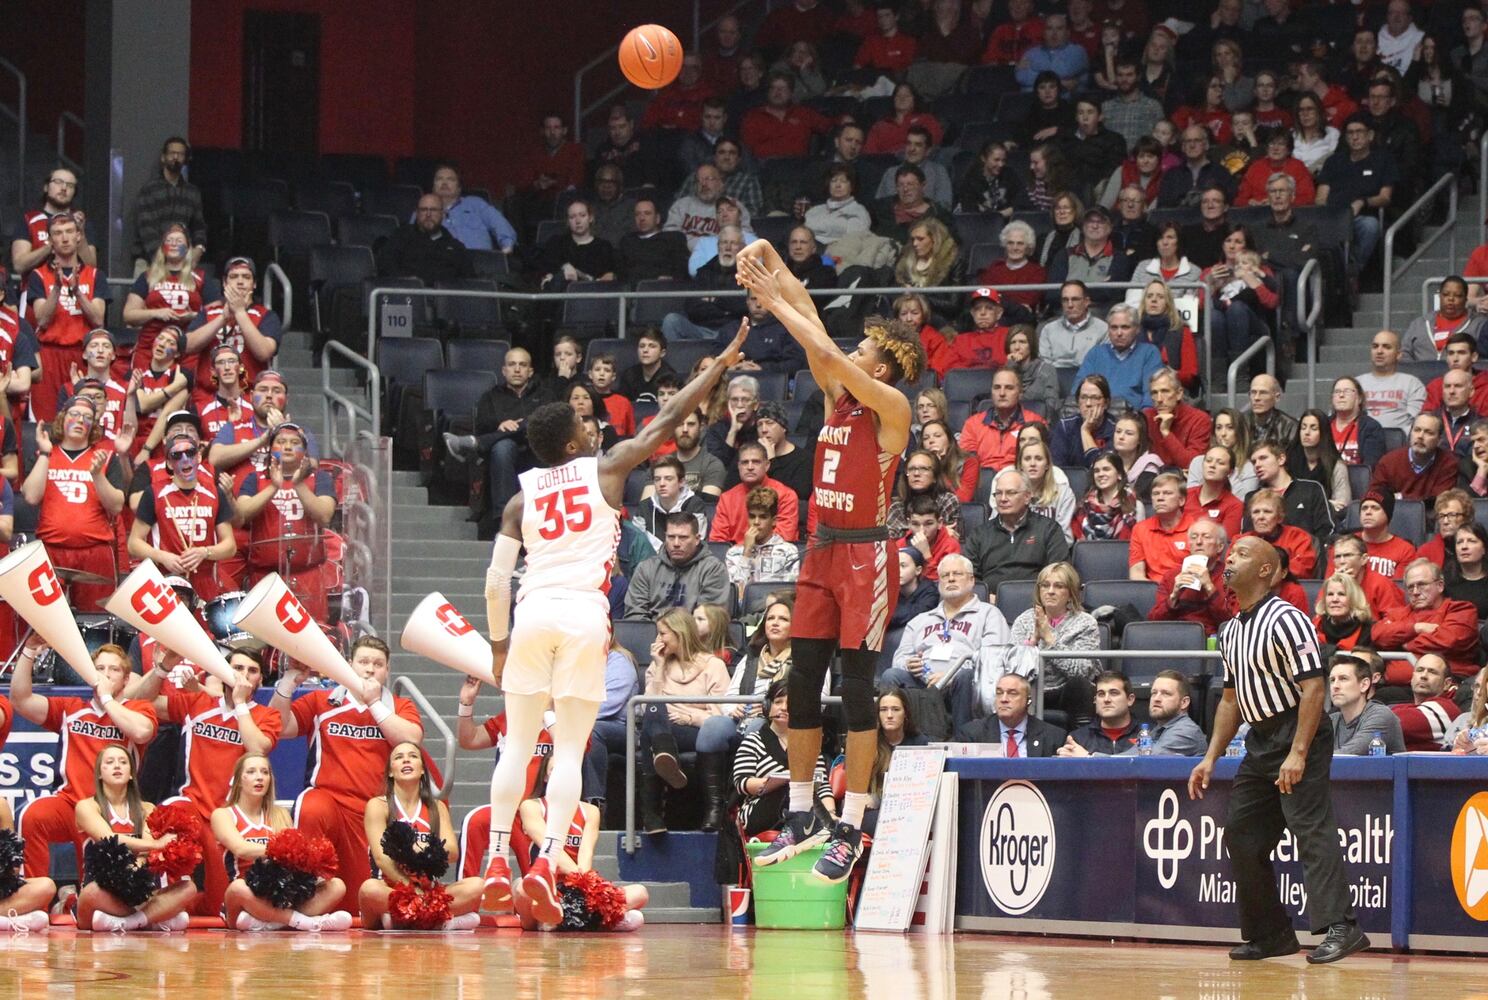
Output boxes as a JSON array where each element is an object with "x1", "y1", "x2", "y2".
[
  {"x1": 740, "y1": 74, "x2": 834, "y2": 159},
  {"x1": 1128, "y1": 470, "x2": 1195, "y2": 582},
  {"x1": 1234, "y1": 131, "x2": 1317, "y2": 207},
  {"x1": 1151, "y1": 517, "x2": 1236, "y2": 633},
  {"x1": 1369, "y1": 412, "x2": 1460, "y2": 503},
  {"x1": 959, "y1": 366, "x2": 1045, "y2": 470},
  {"x1": 1326, "y1": 532, "x2": 1408, "y2": 620},
  {"x1": 1183, "y1": 444, "x2": 1245, "y2": 537},
  {"x1": 982, "y1": 0, "x2": 1044, "y2": 65},
  {"x1": 1355, "y1": 488, "x2": 1417, "y2": 579},
  {"x1": 937, "y1": 287, "x2": 1008, "y2": 376},
  {"x1": 26, "y1": 214, "x2": 109, "y2": 422},
  {"x1": 1373, "y1": 560, "x2": 1482, "y2": 683},
  {"x1": 855, "y1": 4, "x2": 917, "y2": 73},
  {"x1": 641, "y1": 55, "x2": 717, "y2": 132},
  {"x1": 1239, "y1": 487, "x2": 1317, "y2": 578},
  {"x1": 976, "y1": 220, "x2": 1047, "y2": 313},
  {"x1": 905, "y1": 492, "x2": 962, "y2": 580},
  {"x1": 1144, "y1": 366, "x2": 1211, "y2": 467},
  {"x1": 129, "y1": 428, "x2": 237, "y2": 599},
  {"x1": 1422, "y1": 333, "x2": 1488, "y2": 415},
  {"x1": 755, "y1": 0, "x2": 837, "y2": 54},
  {"x1": 585, "y1": 354, "x2": 635, "y2": 438},
  {"x1": 1390, "y1": 654, "x2": 1464, "y2": 749},
  {"x1": 864, "y1": 82, "x2": 946, "y2": 154},
  {"x1": 708, "y1": 441, "x2": 800, "y2": 543}
]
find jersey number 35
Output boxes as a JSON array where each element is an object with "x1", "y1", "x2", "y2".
[{"x1": 535, "y1": 487, "x2": 592, "y2": 540}]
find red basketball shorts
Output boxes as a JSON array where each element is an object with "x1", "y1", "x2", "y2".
[{"x1": 792, "y1": 538, "x2": 898, "y2": 652}]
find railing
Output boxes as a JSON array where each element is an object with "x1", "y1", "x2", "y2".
[
  {"x1": 572, "y1": 0, "x2": 770, "y2": 140},
  {"x1": 0, "y1": 58, "x2": 25, "y2": 218},
  {"x1": 1382, "y1": 172, "x2": 1458, "y2": 327},
  {"x1": 365, "y1": 279, "x2": 1223, "y2": 402},
  {"x1": 321, "y1": 340, "x2": 382, "y2": 457},
  {"x1": 392, "y1": 676, "x2": 456, "y2": 800},
  {"x1": 1297, "y1": 258, "x2": 1322, "y2": 410},
  {"x1": 261, "y1": 261, "x2": 293, "y2": 330},
  {"x1": 1226, "y1": 337, "x2": 1275, "y2": 409},
  {"x1": 56, "y1": 110, "x2": 83, "y2": 172}
]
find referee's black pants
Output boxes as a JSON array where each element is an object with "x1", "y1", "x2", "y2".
[{"x1": 1226, "y1": 710, "x2": 1354, "y2": 942}]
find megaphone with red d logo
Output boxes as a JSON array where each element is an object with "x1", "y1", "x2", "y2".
[
  {"x1": 230, "y1": 572, "x2": 367, "y2": 698},
  {"x1": 0, "y1": 541, "x2": 100, "y2": 686},
  {"x1": 400, "y1": 592, "x2": 493, "y2": 683}
]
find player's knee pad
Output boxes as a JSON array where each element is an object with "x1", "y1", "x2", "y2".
[
  {"x1": 787, "y1": 662, "x2": 825, "y2": 730},
  {"x1": 840, "y1": 649, "x2": 879, "y2": 732}
]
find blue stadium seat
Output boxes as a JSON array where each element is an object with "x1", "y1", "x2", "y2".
[
  {"x1": 308, "y1": 245, "x2": 375, "y2": 332},
  {"x1": 424, "y1": 370, "x2": 498, "y2": 430},
  {"x1": 1072, "y1": 540, "x2": 1131, "y2": 583},
  {"x1": 793, "y1": 368, "x2": 818, "y2": 401},
  {"x1": 1300, "y1": 578, "x2": 1324, "y2": 610},
  {"x1": 1062, "y1": 466, "x2": 1089, "y2": 498},
  {"x1": 953, "y1": 213, "x2": 1003, "y2": 256},
  {"x1": 743, "y1": 582, "x2": 795, "y2": 616},
  {"x1": 267, "y1": 210, "x2": 332, "y2": 259},
  {"x1": 1346, "y1": 464, "x2": 1370, "y2": 501},
  {"x1": 1083, "y1": 580, "x2": 1157, "y2": 616},
  {"x1": 434, "y1": 278, "x2": 507, "y2": 337},
  {"x1": 295, "y1": 179, "x2": 357, "y2": 217},
  {"x1": 362, "y1": 184, "x2": 421, "y2": 221},
  {"x1": 379, "y1": 338, "x2": 444, "y2": 429},
  {"x1": 446, "y1": 339, "x2": 509, "y2": 375},
  {"x1": 631, "y1": 278, "x2": 696, "y2": 327},
  {"x1": 613, "y1": 621, "x2": 657, "y2": 679},
  {"x1": 960, "y1": 502, "x2": 988, "y2": 533},
  {"x1": 942, "y1": 368, "x2": 989, "y2": 403},
  {"x1": 624, "y1": 467, "x2": 651, "y2": 506},
  {"x1": 336, "y1": 213, "x2": 398, "y2": 250},
  {"x1": 585, "y1": 337, "x2": 640, "y2": 371},
  {"x1": 560, "y1": 280, "x2": 617, "y2": 336},
  {"x1": 1120, "y1": 621, "x2": 1209, "y2": 689},
  {"x1": 995, "y1": 580, "x2": 1036, "y2": 624}
]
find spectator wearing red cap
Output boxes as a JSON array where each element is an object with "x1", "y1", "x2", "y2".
[
  {"x1": 1373, "y1": 560, "x2": 1481, "y2": 684},
  {"x1": 130, "y1": 324, "x2": 193, "y2": 461},
  {"x1": 20, "y1": 395, "x2": 123, "y2": 610},
  {"x1": 1367, "y1": 411, "x2": 1460, "y2": 502},
  {"x1": 197, "y1": 344, "x2": 254, "y2": 440},
  {"x1": 120, "y1": 223, "x2": 216, "y2": 374},
  {"x1": 1355, "y1": 488, "x2": 1417, "y2": 579},
  {"x1": 130, "y1": 427, "x2": 235, "y2": 600},
  {"x1": 25, "y1": 213, "x2": 109, "y2": 422},
  {"x1": 935, "y1": 288, "x2": 1010, "y2": 378},
  {"x1": 959, "y1": 366, "x2": 1045, "y2": 471},
  {"x1": 184, "y1": 257, "x2": 282, "y2": 410},
  {"x1": 233, "y1": 423, "x2": 336, "y2": 619}
]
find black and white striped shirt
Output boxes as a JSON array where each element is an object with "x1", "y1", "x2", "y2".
[{"x1": 1219, "y1": 596, "x2": 1324, "y2": 724}]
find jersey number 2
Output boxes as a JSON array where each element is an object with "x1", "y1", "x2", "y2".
[
  {"x1": 535, "y1": 487, "x2": 592, "y2": 540},
  {"x1": 820, "y1": 448, "x2": 841, "y2": 484}
]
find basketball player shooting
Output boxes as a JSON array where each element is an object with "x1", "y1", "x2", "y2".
[
  {"x1": 736, "y1": 240, "x2": 924, "y2": 883},
  {"x1": 480, "y1": 320, "x2": 748, "y2": 924}
]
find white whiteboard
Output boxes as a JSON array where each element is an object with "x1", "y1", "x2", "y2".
[{"x1": 854, "y1": 745, "x2": 948, "y2": 932}]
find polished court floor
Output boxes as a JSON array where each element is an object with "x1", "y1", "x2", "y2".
[{"x1": 0, "y1": 927, "x2": 1483, "y2": 999}]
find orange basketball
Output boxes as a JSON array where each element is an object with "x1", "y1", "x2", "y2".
[{"x1": 618, "y1": 23, "x2": 684, "y2": 90}]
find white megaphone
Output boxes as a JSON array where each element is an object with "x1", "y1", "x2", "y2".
[
  {"x1": 104, "y1": 560, "x2": 236, "y2": 688},
  {"x1": 0, "y1": 541, "x2": 100, "y2": 687},
  {"x1": 400, "y1": 593, "x2": 493, "y2": 683},
  {"x1": 230, "y1": 573, "x2": 368, "y2": 698}
]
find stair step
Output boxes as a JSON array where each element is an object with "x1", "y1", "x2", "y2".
[{"x1": 643, "y1": 907, "x2": 720, "y2": 924}]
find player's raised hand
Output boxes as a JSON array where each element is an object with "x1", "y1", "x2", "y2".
[
  {"x1": 736, "y1": 253, "x2": 783, "y2": 307},
  {"x1": 717, "y1": 316, "x2": 750, "y2": 370}
]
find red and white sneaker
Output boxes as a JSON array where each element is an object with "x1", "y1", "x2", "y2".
[
  {"x1": 482, "y1": 855, "x2": 513, "y2": 912},
  {"x1": 521, "y1": 858, "x2": 562, "y2": 925}
]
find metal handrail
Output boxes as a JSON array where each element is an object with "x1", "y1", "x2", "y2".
[
  {"x1": 321, "y1": 340, "x2": 382, "y2": 457},
  {"x1": 1297, "y1": 258, "x2": 1322, "y2": 410},
  {"x1": 262, "y1": 261, "x2": 293, "y2": 330},
  {"x1": 1382, "y1": 172, "x2": 1458, "y2": 327},
  {"x1": 392, "y1": 675, "x2": 456, "y2": 800},
  {"x1": 0, "y1": 58, "x2": 25, "y2": 218},
  {"x1": 1226, "y1": 336, "x2": 1276, "y2": 409},
  {"x1": 56, "y1": 111, "x2": 84, "y2": 172}
]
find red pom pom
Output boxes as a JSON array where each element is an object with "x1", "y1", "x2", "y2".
[
  {"x1": 561, "y1": 869, "x2": 628, "y2": 929},
  {"x1": 265, "y1": 828, "x2": 339, "y2": 881},
  {"x1": 387, "y1": 876, "x2": 453, "y2": 929},
  {"x1": 145, "y1": 802, "x2": 205, "y2": 880}
]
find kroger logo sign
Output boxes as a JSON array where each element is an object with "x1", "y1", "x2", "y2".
[{"x1": 979, "y1": 780, "x2": 1056, "y2": 915}]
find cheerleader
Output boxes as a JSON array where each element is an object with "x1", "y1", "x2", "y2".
[
  {"x1": 74, "y1": 745, "x2": 198, "y2": 932},
  {"x1": 512, "y1": 756, "x2": 647, "y2": 932},
  {"x1": 214, "y1": 753, "x2": 351, "y2": 932},
  {"x1": 359, "y1": 742, "x2": 483, "y2": 930},
  {"x1": 0, "y1": 798, "x2": 55, "y2": 933}
]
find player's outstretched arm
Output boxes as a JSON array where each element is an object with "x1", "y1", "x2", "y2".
[
  {"x1": 738, "y1": 239, "x2": 816, "y2": 322},
  {"x1": 737, "y1": 253, "x2": 910, "y2": 449},
  {"x1": 598, "y1": 319, "x2": 749, "y2": 497}
]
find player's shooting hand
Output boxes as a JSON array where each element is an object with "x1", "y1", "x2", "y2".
[{"x1": 736, "y1": 255, "x2": 783, "y2": 307}]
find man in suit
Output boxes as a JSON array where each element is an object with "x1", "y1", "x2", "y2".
[{"x1": 954, "y1": 673, "x2": 1064, "y2": 756}]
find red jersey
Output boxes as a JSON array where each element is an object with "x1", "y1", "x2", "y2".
[
  {"x1": 0, "y1": 305, "x2": 38, "y2": 377},
  {"x1": 1183, "y1": 487, "x2": 1244, "y2": 538},
  {"x1": 599, "y1": 391, "x2": 635, "y2": 437},
  {"x1": 128, "y1": 269, "x2": 208, "y2": 367},
  {"x1": 97, "y1": 802, "x2": 138, "y2": 837},
  {"x1": 133, "y1": 364, "x2": 191, "y2": 455},
  {"x1": 222, "y1": 804, "x2": 275, "y2": 881},
  {"x1": 539, "y1": 800, "x2": 586, "y2": 862},
  {"x1": 812, "y1": 391, "x2": 896, "y2": 532},
  {"x1": 389, "y1": 796, "x2": 432, "y2": 834},
  {"x1": 291, "y1": 690, "x2": 422, "y2": 801},
  {"x1": 93, "y1": 377, "x2": 129, "y2": 440},
  {"x1": 138, "y1": 478, "x2": 230, "y2": 555},
  {"x1": 1365, "y1": 535, "x2": 1417, "y2": 579},
  {"x1": 166, "y1": 690, "x2": 283, "y2": 816},
  {"x1": 198, "y1": 395, "x2": 254, "y2": 440},
  {"x1": 0, "y1": 693, "x2": 13, "y2": 751},
  {"x1": 189, "y1": 302, "x2": 282, "y2": 407},
  {"x1": 239, "y1": 469, "x2": 334, "y2": 570},
  {"x1": 483, "y1": 713, "x2": 556, "y2": 798},
  {"x1": 26, "y1": 261, "x2": 107, "y2": 347},
  {"x1": 42, "y1": 695, "x2": 158, "y2": 800},
  {"x1": 38, "y1": 443, "x2": 117, "y2": 546}
]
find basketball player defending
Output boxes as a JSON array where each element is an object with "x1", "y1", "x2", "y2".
[
  {"x1": 481, "y1": 322, "x2": 748, "y2": 923},
  {"x1": 737, "y1": 240, "x2": 924, "y2": 883}
]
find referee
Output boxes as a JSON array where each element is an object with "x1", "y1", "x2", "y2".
[{"x1": 1188, "y1": 536, "x2": 1368, "y2": 964}]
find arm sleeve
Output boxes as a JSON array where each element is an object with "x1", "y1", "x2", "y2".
[
  {"x1": 1280, "y1": 609, "x2": 1324, "y2": 681},
  {"x1": 251, "y1": 704, "x2": 283, "y2": 749},
  {"x1": 135, "y1": 489, "x2": 159, "y2": 526},
  {"x1": 290, "y1": 690, "x2": 320, "y2": 735}
]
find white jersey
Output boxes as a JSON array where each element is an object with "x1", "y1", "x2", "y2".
[{"x1": 515, "y1": 457, "x2": 621, "y2": 604}]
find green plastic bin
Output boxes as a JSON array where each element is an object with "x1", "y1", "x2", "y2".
[{"x1": 745, "y1": 841, "x2": 849, "y2": 929}]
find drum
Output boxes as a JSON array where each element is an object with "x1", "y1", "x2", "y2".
[
  {"x1": 204, "y1": 591, "x2": 249, "y2": 642},
  {"x1": 41, "y1": 614, "x2": 140, "y2": 686}
]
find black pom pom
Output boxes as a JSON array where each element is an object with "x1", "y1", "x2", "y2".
[
  {"x1": 243, "y1": 858, "x2": 320, "y2": 910},
  {"x1": 0, "y1": 829, "x2": 26, "y2": 900},
  {"x1": 84, "y1": 837, "x2": 156, "y2": 908},
  {"x1": 380, "y1": 820, "x2": 449, "y2": 881}
]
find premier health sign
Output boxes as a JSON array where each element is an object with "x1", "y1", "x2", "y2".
[{"x1": 954, "y1": 756, "x2": 1482, "y2": 951}]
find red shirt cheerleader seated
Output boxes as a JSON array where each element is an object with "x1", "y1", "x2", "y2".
[
  {"x1": 11, "y1": 640, "x2": 157, "y2": 879},
  {"x1": 357, "y1": 742, "x2": 484, "y2": 930},
  {"x1": 74, "y1": 745, "x2": 198, "y2": 932},
  {"x1": 214, "y1": 752, "x2": 352, "y2": 932}
]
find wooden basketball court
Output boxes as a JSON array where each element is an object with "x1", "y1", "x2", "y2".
[{"x1": 2, "y1": 927, "x2": 1482, "y2": 998}]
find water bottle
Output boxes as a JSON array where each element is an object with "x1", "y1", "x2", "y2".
[
  {"x1": 1137, "y1": 723, "x2": 1153, "y2": 756},
  {"x1": 1368, "y1": 731, "x2": 1386, "y2": 757},
  {"x1": 1225, "y1": 735, "x2": 1245, "y2": 758}
]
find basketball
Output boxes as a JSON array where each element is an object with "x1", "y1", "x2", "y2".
[{"x1": 618, "y1": 23, "x2": 683, "y2": 90}]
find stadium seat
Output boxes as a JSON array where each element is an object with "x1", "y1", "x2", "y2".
[
  {"x1": 960, "y1": 502, "x2": 987, "y2": 533},
  {"x1": 743, "y1": 371, "x2": 788, "y2": 401},
  {"x1": 967, "y1": 242, "x2": 1001, "y2": 275},
  {"x1": 585, "y1": 337, "x2": 640, "y2": 371},
  {"x1": 995, "y1": 579, "x2": 1036, "y2": 623},
  {"x1": 434, "y1": 278, "x2": 506, "y2": 337},
  {"x1": 1346, "y1": 464, "x2": 1370, "y2": 500},
  {"x1": 942, "y1": 368, "x2": 989, "y2": 403},
  {"x1": 364, "y1": 277, "x2": 432, "y2": 348},
  {"x1": 1340, "y1": 498, "x2": 1426, "y2": 547},
  {"x1": 964, "y1": 64, "x2": 1017, "y2": 95},
  {"x1": 535, "y1": 219, "x2": 565, "y2": 246},
  {"x1": 952, "y1": 212, "x2": 1002, "y2": 255},
  {"x1": 1381, "y1": 428, "x2": 1405, "y2": 453},
  {"x1": 468, "y1": 249, "x2": 510, "y2": 279},
  {"x1": 267, "y1": 210, "x2": 333, "y2": 259},
  {"x1": 1062, "y1": 466, "x2": 1089, "y2": 498},
  {"x1": 295, "y1": 179, "x2": 357, "y2": 217},
  {"x1": 446, "y1": 339, "x2": 509, "y2": 375},
  {"x1": 631, "y1": 278, "x2": 696, "y2": 327},
  {"x1": 308, "y1": 245, "x2": 375, "y2": 332},
  {"x1": 793, "y1": 368, "x2": 819, "y2": 401},
  {"x1": 743, "y1": 582, "x2": 795, "y2": 616},
  {"x1": 1120, "y1": 621, "x2": 1209, "y2": 690},
  {"x1": 707, "y1": 540, "x2": 731, "y2": 563},
  {"x1": 336, "y1": 213, "x2": 398, "y2": 249},
  {"x1": 613, "y1": 621, "x2": 658, "y2": 677},
  {"x1": 560, "y1": 280, "x2": 617, "y2": 336},
  {"x1": 751, "y1": 213, "x2": 795, "y2": 254},
  {"x1": 320, "y1": 153, "x2": 389, "y2": 194},
  {"x1": 362, "y1": 184, "x2": 421, "y2": 221},
  {"x1": 666, "y1": 341, "x2": 716, "y2": 378},
  {"x1": 1300, "y1": 578, "x2": 1325, "y2": 610},
  {"x1": 378, "y1": 337, "x2": 444, "y2": 432},
  {"x1": 624, "y1": 467, "x2": 651, "y2": 506},
  {"x1": 1083, "y1": 580, "x2": 1157, "y2": 615},
  {"x1": 424, "y1": 369, "x2": 498, "y2": 430},
  {"x1": 1476, "y1": 497, "x2": 1488, "y2": 526},
  {"x1": 1397, "y1": 361, "x2": 1446, "y2": 386},
  {"x1": 393, "y1": 156, "x2": 443, "y2": 188},
  {"x1": 1056, "y1": 367, "x2": 1078, "y2": 396},
  {"x1": 1072, "y1": 540, "x2": 1131, "y2": 582}
]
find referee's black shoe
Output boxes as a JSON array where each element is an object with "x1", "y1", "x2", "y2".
[
  {"x1": 1228, "y1": 932, "x2": 1300, "y2": 960},
  {"x1": 1307, "y1": 922, "x2": 1370, "y2": 964}
]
